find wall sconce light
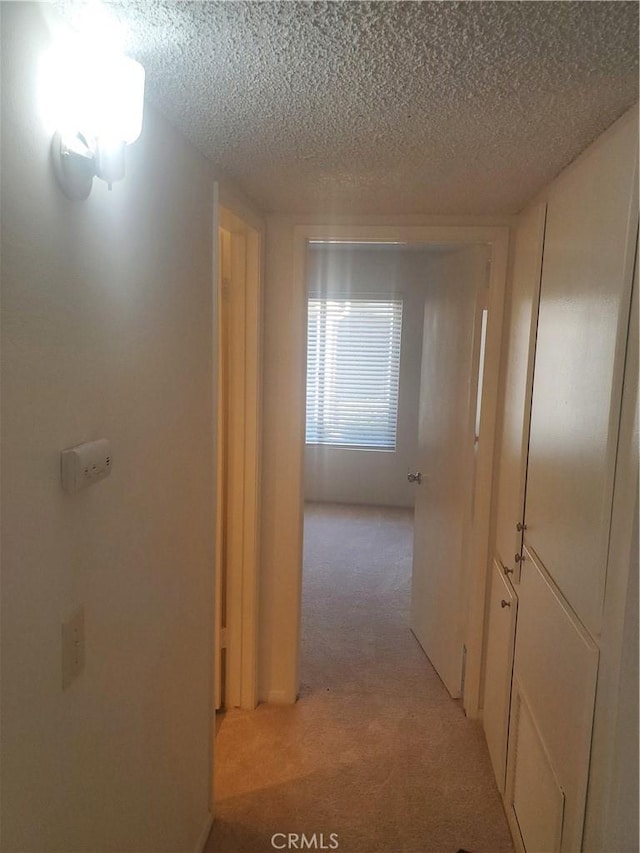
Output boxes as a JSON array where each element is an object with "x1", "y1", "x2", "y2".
[{"x1": 43, "y1": 40, "x2": 145, "y2": 200}]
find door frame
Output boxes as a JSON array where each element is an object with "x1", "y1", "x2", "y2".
[
  {"x1": 215, "y1": 205, "x2": 263, "y2": 712},
  {"x1": 291, "y1": 223, "x2": 509, "y2": 717}
]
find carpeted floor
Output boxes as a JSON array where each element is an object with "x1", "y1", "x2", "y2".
[{"x1": 205, "y1": 503, "x2": 513, "y2": 853}]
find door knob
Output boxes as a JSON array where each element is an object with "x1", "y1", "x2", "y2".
[
  {"x1": 501, "y1": 600, "x2": 511, "y2": 608},
  {"x1": 503, "y1": 566, "x2": 514, "y2": 576},
  {"x1": 407, "y1": 472, "x2": 422, "y2": 484},
  {"x1": 515, "y1": 553, "x2": 525, "y2": 564},
  {"x1": 516, "y1": 522, "x2": 527, "y2": 532}
]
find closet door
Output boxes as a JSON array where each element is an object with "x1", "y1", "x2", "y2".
[
  {"x1": 506, "y1": 551, "x2": 599, "y2": 852},
  {"x1": 494, "y1": 203, "x2": 546, "y2": 581},
  {"x1": 524, "y1": 112, "x2": 638, "y2": 635},
  {"x1": 483, "y1": 559, "x2": 518, "y2": 792}
]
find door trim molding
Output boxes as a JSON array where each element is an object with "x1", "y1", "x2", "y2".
[{"x1": 217, "y1": 205, "x2": 263, "y2": 711}]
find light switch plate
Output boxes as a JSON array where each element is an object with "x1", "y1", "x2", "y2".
[{"x1": 62, "y1": 606, "x2": 85, "y2": 690}]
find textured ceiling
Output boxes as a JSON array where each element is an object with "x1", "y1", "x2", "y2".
[{"x1": 61, "y1": 1, "x2": 638, "y2": 215}]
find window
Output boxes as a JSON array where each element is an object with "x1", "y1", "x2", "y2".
[{"x1": 306, "y1": 297, "x2": 403, "y2": 449}]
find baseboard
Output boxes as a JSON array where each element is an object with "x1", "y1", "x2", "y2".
[
  {"x1": 194, "y1": 813, "x2": 213, "y2": 853},
  {"x1": 267, "y1": 688, "x2": 296, "y2": 704}
]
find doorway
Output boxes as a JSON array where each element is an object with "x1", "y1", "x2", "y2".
[
  {"x1": 258, "y1": 222, "x2": 508, "y2": 714},
  {"x1": 300, "y1": 241, "x2": 490, "y2": 700},
  {"x1": 301, "y1": 240, "x2": 425, "y2": 696}
]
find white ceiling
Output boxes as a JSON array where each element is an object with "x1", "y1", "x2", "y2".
[{"x1": 64, "y1": 1, "x2": 639, "y2": 215}]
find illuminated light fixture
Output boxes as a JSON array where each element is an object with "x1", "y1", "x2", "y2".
[{"x1": 42, "y1": 37, "x2": 145, "y2": 200}]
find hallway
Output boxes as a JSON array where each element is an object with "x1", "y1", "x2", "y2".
[{"x1": 207, "y1": 504, "x2": 513, "y2": 853}]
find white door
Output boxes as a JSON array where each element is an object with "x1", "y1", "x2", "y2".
[
  {"x1": 523, "y1": 114, "x2": 637, "y2": 637},
  {"x1": 494, "y1": 202, "x2": 546, "y2": 582},
  {"x1": 410, "y1": 247, "x2": 487, "y2": 697},
  {"x1": 483, "y1": 560, "x2": 518, "y2": 792}
]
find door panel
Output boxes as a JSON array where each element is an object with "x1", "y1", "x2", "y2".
[
  {"x1": 483, "y1": 558, "x2": 517, "y2": 792},
  {"x1": 494, "y1": 203, "x2": 546, "y2": 582},
  {"x1": 509, "y1": 550, "x2": 599, "y2": 852},
  {"x1": 524, "y1": 114, "x2": 637, "y2": 634},
  {"x1": 410, "y1": 247, "x2": 487, "y2": 696},
  {"x1": 511, "y1": 691, "x2": 565, "y2": 853}
]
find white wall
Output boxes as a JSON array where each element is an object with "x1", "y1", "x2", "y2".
[
  {"x1": 304, "y1": 245, "x2": 432, "y2": 508},
  {"x1": 1, "y1": 4, "x2": 216, "y2": 850}
]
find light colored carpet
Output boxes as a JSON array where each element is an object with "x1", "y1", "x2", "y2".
[{"x1": 206, "y1": 503, "x2": 513, "y2": 853}]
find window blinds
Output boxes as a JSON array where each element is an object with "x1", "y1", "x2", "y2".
[{"x1": 306, "y1": 297, "x2": 403, "y2": 448}]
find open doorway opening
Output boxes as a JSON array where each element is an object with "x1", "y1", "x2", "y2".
[{"x1": 300, "y1": 241, "x2": 489, "y2": 701}]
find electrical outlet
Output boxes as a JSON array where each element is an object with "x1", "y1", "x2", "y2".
[{"x1": 62, "y1": 606, "x2": 85, "y2": 690}]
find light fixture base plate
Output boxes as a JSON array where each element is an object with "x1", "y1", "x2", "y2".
[{"x1": 51, "y1": 131, "x2": 95, "y2": 201}]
